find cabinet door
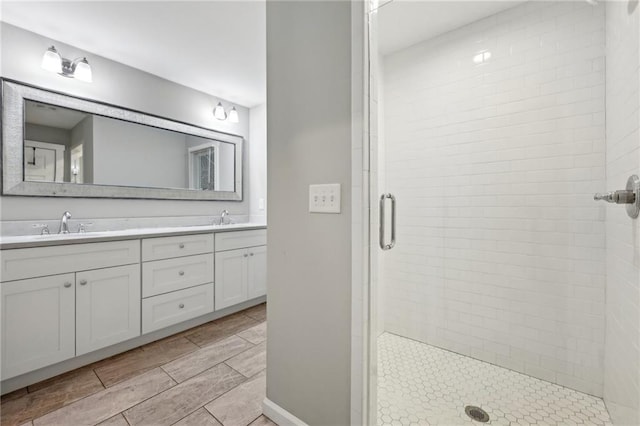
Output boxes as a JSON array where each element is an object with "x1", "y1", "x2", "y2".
[
  {"x1": 1, "y1": 274, "x2": 75, "y2": 380},
  {"x1": 215, "y1": 249, "x2": 247, "y2": 310},
  {"x1": 76, "y1": 264, "x2": 141, "y2": 356},
  {"x1": 247, "y1": 245, "x2": 267, "y2": 299}
]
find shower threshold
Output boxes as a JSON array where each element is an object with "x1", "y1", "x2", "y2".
[{"x1": 377, "y1": 333, "x2": 612, "y2": 426}]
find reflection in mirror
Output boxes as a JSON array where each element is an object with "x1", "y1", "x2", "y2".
[
  {"x1": 3, "y1": 81, "x2": 243, "y2": 200},
  {"x1": 24, "y1": 100, "x2": 236, "y2": 191}
]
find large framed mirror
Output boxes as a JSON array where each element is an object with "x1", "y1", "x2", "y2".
[{"x1": 1, "y1": 80, "x2": 243, "y2": 201}]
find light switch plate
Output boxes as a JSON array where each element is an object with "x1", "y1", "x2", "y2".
[{"x1": 309, "y1": 184, "x2": 341, "y2": 213}]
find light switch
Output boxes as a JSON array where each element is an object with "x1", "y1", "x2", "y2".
[{"x1": 309, "y1": 184, "x2": 341, "y2": 213}]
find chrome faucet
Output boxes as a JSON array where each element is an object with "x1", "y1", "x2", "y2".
[
  {"x1": 220, "y1": 209, "x2": 230, "y2": 225},
  {"x1": 58, "y1": 211, "x2": 72, "y2": 234}
]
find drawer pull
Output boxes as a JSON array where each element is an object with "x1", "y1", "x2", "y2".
[
  {"x1": 178, "y1": 270, "x2": 185, "y2": 276},
  {"x1": 179, "y1": 243, "x2": 185, "y2": 249},
  {"x1": 64, "y1": 282, "x2": 72, "y2": 288},
  {"x1": 79, "y1": 279, "x2": 88, "y2": 286},
  {"x1": 179, "y1": 303, "x2": 185, "y2": 309}
]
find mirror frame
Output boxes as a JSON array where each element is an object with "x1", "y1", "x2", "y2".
[{"x1": 1, "y1": 80, "x2": 244, "y2": 201}]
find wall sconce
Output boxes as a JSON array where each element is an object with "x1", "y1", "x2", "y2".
[
  {"x1": 213, "y1": 102, "x2": 240, "y2": 123},
  {"x1": 41, "y1": 46, "x2": 93, "y2": 83},
  {"x1": 228, "y1": 107, "x2": 239, "y2": 123}
]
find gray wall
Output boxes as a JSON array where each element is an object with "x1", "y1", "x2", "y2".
[
  {"x1": 0, "y1": 22, "x2": 254, "y2": 221},
  {"x1": 92, "y1": 116, "x2": 188, "y2": 189},
  {"x1": 266, "y1": 2, "x2": 353, "y2": 424}
]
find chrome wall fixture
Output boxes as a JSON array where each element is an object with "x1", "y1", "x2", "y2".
[
  {"x1": 594, "y1": 174, "x2": 640, "y2": 219},
  {"x1": 213, "y1": 102, "x2": 239, "y2": 123},
  {"x1": 41, "y1": 46, "x2": 92, "y2": 83}
]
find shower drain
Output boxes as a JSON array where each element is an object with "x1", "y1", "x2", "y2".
[{"x1": 465, "y1": 406, "x2": 490, "y2": 423}]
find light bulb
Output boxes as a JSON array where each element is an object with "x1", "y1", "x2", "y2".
[
  {"x1": 73, "y1": 58, "x2": 92, "y2": 83},
  {"x1": 213, "y1": 102, "x2": 227, "y2": 120},
  {"x1": 228, "y1": 106, "x2": 239, "y2": 123},
  {"x1": 41, "y1": 46, "x2": 62, "y2": 73}
]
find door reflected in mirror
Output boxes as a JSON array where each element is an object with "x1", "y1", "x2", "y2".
[{"x1": 24, "y1": 100, "x2": 236, "y2": 191}]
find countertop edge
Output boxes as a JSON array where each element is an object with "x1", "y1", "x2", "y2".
[{"x1": 0, "y1": 224, "x2": 267, "y2": 250}]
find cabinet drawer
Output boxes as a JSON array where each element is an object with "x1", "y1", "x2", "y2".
[
  {"x1": 142, "y1": 254, "x2": 213, "y2": 298},
  {"x1": 142, "y1": 283, "x2": 214, "y2": 334},
  {"x1": 142, "y1": 234, "x2": 213, "y2": 261},
  {"x1": 215, "y1": 229, "x2": 267, "y2": 252},
  {"x1": 1, "y1": 240, "x2": 140, "y2": 282}
]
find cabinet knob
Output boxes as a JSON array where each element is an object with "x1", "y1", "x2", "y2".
[
  {"x1": 179, "y1": 303, "x2": 185, "y2": 309},
  {"x1": 249, "y1": 253, "x2": 254, "y2": 256},
  {"x1": 64, "y1": 282, "x2": 72, "y2": 288},
  {"x1": 244, "y1": 253, "x2": 248, "y2": 257},
  {"x1": 79, "y1": 279, "x2": 88, "y2": 286},
  {"x1": 178, "y1": 270, "x2": 185, "y2": 276},
  {"x1": 179, "y1": 243, "x2": 185, "y2": 249}
]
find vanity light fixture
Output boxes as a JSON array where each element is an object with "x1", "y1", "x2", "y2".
[
  {"x1": 213, "y1": 102, "x2": 240, "y2": 123},
  {"x1": 228, "y1": 106, "x2": 239, "y2": 123},
  {"x1": 213, "y1": 102, "x2": 227, "y2": 120},
  {"x1": 41, "y1": 46, "x2": 93, "y2": 83}
]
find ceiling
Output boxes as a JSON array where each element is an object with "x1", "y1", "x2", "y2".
[
  {"x1": 378, "y1": 0, "x2": 524, "y2": 56},
  {"x1": 1, "y1": 1, "x2": 266, "y2": 108},
  {"x1": 26, "y1": 101, "x2": 87, "y2": 130}
]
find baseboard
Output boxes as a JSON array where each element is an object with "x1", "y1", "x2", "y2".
[{"x1": 262, "y1": 398, "x2": 309, "y2": 426}]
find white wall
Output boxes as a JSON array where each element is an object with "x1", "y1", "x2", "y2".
[
  {"x1": 266, "y1": 1, "x2": 353, "y2": 424},
  {"x1": 382, "y1": 1, "x2": 606, "y2": 396},
  {"x1": 603, "y1": 0, "x2": 640, "y2": 423},
  {"x1": 249, "y1": 104, "x2": 267, "y2": 222},
  {"x1": 0, "y1": 22, "x2": 264, "y2": 225},
  {"x1": 71, "y1": 115, "x2": 94, "y2": 184}
]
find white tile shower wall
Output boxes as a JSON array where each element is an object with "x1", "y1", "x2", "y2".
[
  {"x1": 382, "y1": 1, "x2": 606, "y2": 396},
  {"x1": 603, "y1": 0, "x2": 640, "y2": 424}
]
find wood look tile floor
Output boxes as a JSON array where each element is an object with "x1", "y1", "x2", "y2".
[{"x1": 1, "y1": 303, "x2": 275, "y2": 426}]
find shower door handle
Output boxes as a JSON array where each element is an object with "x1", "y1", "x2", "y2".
[{"x1": 379, "y1": 193, "x2": 396, "y2": 251}]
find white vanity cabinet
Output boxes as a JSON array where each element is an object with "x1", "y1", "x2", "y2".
[
  {"x1": 0, "y1": 241, "x2": 140, "y2": 380},
  {"x1": 1, "y1": 274, "x2": 76, "y2": 380},
  {"x1": 0, "y1": 226, "x2": 266, "y2": 389},
  {"x1": 141, "y1": 233, "x2": 215, "y2": 334},
  {"x1": 247, "y1": 245, "x2": 267, "y2": 299},
  {"x1": 215, "y1": 230, "x2": 267, "y2": 310},
  {"x1": 76, "y1": 264, "x2": 141, "y2": 356}
]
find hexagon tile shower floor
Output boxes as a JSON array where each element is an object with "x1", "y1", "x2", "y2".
[{"x1": 377, "y1": 333, "x2": 612, "y2": 426}]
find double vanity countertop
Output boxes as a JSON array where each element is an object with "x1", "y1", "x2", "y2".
[{"x1": 0, "y1": 223, "x2": 267, "y2": 250}]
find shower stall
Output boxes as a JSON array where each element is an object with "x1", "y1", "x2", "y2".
[{"x1": 367, "y1": 1, "x2": 639, "y2": 424}]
